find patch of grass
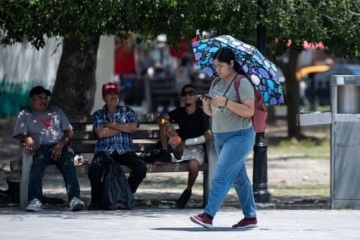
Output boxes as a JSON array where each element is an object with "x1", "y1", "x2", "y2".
[
  {"x1": 275, "y1": 105, "x2": 331, "y2": 113},
  {"x1": 269, "y1": 184, "x2": 330, "y2": 196},
  {"x1": 268, "y1": 138, "x2": 330, "y2": 159},
  {"x1": 227, "y1": 184, "x2": 329, "y2": 197}
]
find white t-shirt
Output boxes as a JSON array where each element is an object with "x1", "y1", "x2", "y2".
[{"x1": 13, "y1": 106, "x2": 72, "y2": 145}]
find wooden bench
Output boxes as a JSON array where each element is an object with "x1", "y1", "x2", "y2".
[{"x1": 10, "y1": 113, "x2": 216, "y2": 209}]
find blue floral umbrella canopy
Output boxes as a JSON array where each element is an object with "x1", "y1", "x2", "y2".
[{"x1": 192, "y1": 35, "x2": 284, "y2": 106}]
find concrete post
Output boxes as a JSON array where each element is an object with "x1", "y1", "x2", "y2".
[{"x1": 20, "y1": 147, "x2": 33, "y2": 209}]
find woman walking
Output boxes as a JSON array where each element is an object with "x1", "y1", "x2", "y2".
[{"x1": 190, "y1": 47, "x2": 257, "y2": 229}]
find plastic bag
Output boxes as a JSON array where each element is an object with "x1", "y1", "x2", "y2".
[{"x1": 101, "y1": 160, "x2": 135, "y2": 210}]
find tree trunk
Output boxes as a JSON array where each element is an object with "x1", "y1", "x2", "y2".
[
  {"x1": 50, "y1": 36, "x2": 100, "y2": 115},
  {"x1": 283, "y1": 49, "x2": 302, "y2": 138}
]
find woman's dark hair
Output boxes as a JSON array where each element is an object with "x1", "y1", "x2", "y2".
[{"x1": 213, "y1": 47, "x2": 246, "y2": 75}]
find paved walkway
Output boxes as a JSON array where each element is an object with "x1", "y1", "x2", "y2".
[{"x1": 0, "y1": 207, "x2": 359, "y2": 239}]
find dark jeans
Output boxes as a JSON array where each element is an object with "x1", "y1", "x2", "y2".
[
  {"x1": 28, "y1": 145, "x2": 80, "y2": 202},
  {"x1": 88, "y1": 151, "x2": 147, "y2": 204}
]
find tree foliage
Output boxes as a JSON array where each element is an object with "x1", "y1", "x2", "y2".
[
  {"x1": 2, "y1": 1, "x2": 360, "y2": 55},
  {"x1": 1, "y1": 0, "x2": 360, "y2": 137}
]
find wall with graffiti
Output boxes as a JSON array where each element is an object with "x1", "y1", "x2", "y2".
[
  {"x1": 0, "y1": 36, "x2": 114, "y2": 117},
  {"x1": 0, "y1": 38, "x2": 62, "y2": 116}
]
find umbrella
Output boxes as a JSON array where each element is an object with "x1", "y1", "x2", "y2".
[
  {"x1": 191, "y1": 35, "x2": 284, "y2": 106},
  {"x1": 296, "y1": 65, "x2": 330, "y2": 80}
]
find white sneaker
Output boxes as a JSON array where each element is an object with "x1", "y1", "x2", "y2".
[
  {"x1": 69, "y1": 197, "x2": 85, "y2": 211},
  {"x1": 26, "y1": 198, "x2": 42, "y2": 212}
]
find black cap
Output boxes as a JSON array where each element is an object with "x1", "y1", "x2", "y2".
[{"x1": 29, "y1": 86, "x2": 52, "y2": 98}]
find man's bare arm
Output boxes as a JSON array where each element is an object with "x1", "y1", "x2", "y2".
[{"x1": 58, "y1": 129, "x2": 74, "y2": 148}]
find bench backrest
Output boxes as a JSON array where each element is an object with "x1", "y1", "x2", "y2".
[{"x1": 69, "y1": 114, "x2": 163, "y2": 155}]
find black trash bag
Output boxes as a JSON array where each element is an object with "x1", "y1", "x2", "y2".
[{"x1": 101, "y1": 161, "x2": 135, "y2": 210}]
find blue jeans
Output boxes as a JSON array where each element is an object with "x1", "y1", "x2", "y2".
[
  {"x1": 28, "y1": 145, "x2": 80, "y2": 202},
  {"x1": 204, "y1": 127, "x2": 257, "y2": 218}
]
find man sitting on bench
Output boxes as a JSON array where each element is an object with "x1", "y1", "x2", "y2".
[
  {"x1": 88, "y1": 82, "x2": 147, "y2": 210},
  {"x1": 156, "y1": 84, "x2": 212, "y2": 208},
  {"x1": 13, "y1": 86, "x2": 85, "y2": 212}
]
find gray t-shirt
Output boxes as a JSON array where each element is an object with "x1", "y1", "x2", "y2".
[
  {"x1": 209, "y1": 76, "x2": 255, "y2": 133},
  {"x1": 13, "y1": 106, "x2": 72, "y2": 145}
]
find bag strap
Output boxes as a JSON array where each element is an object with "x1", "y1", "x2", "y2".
[
  {"x1": 233, "y1": 75, "x2": 266, "y2": 111},
  {"x1": 233, "y1": 74, "x2": 243, "y2": 102},
  {"x1": 214, "y1": 75, "x2": 264, "y2": 110},
  {"x1": 214, "y1": 74, "x2": 243, "y2": 102},
  {"x1": 213, "y1": 77, "x2": 221, "y2": 88},
  {"x1": 213, "y1": 74, "x2": 237, "y2": 97}
]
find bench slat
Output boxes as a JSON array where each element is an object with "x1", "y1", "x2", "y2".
[
  {"x1": 70, "y1": 142, "x2": 158, "y2": 154},
  {"x1": 68, "y1": 115, "x2": 93, "y2": 124},
  {"x1": 11, "y1": 161, "x2": 208, "y2": 175},
  {"x1": 73, "y1": 130, "x2": 161, "y2": 141},
  {"x1": 69, "y1": 114, "x2": 158, "y2": 125}
]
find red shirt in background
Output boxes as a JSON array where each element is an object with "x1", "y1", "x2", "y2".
[
  {"x1": 114, "y1": 44, "x2": 136, "y2": 74},
  {"x1": 170, "y1": 42, "x2": 188, "y2": 60}
]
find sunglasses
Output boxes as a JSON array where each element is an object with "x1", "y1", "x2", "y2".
[{"x1": 181, "y1": 91, "x2": 196, "y2": 97}]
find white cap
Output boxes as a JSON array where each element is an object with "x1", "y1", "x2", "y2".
[
  {"x1": 157, "y1": 34, "x2": 167, "y2": 43},
  {"x1": 156, "y1": 34, "x2": 167, "y2": 48}
]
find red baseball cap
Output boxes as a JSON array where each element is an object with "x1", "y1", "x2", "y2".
[{"x1": 102, "y1": 82, "x2": 119, "y2": 95}]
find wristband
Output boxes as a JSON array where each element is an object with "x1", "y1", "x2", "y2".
[
  {"x1": 225, "y1": 98, "x2": 229, "y2": 108},
  {"x1": 185, "y1": 135, "x2": 206, "y2": 145}
]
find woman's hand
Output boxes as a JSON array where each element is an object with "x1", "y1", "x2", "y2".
[
  {"x1": 198, "y1": 95, "x2": 213, "y2": 116},
  {"x1": 213, "y1": 96, "x2": 227, "y2": 107},
  {"x1": 198, "y1": 95, "x2": 212, "y2": 105}
]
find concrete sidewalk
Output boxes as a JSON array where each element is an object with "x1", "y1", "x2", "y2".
[{"x1": 0, "y1": 207, "x2": 359, "y2": 240}]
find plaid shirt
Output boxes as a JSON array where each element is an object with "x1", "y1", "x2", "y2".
[{"x1": 93, "y1": 105, "x2": 138, "y2": 155}]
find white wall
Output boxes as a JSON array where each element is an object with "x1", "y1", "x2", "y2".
[
  {"x1": 92, "y1": 36, "x2": 115, "y2": 113},
  {"x1": 0, "y1": 36, "x2": 114, "y2": 115},
  {"x1": 0, "y1": 37, "x2": 62, "y2": 88}
]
